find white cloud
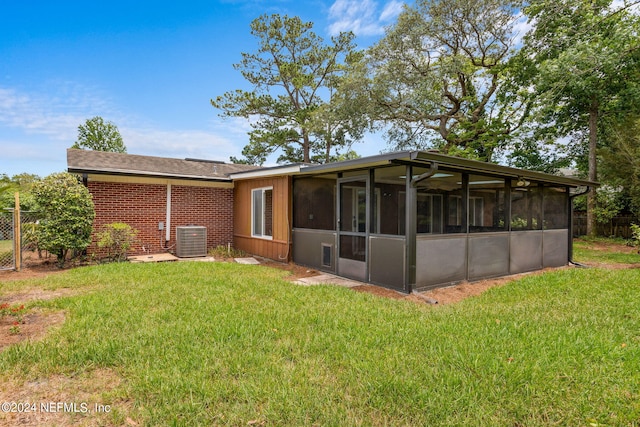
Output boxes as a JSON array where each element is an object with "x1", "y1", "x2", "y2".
[
  {"x1": 511, "y1": 12, "x2": 533, "y2": 47},
  {"x1": 328, "y1": 0, "x2": 405, "y2": 37},
  {"x1": 0, "y1": 84, "x2": 248, "y2": 176},
  {"x1": 121, "y1": 123, "x2": 242, "y2": 162},
  {"x1": 0, "y1": 83, "x2": 115, "y2": 142},
  {"x1": 379, "y1": 0, "x2": 404, "y2": 22}
]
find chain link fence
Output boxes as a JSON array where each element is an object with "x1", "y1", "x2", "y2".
[
  {"x1": 0, "y1": 209, "x2": 15, "y2": 270},
  {"x1": 0, "y1": 209, "x2": 41, "y2": 271}
]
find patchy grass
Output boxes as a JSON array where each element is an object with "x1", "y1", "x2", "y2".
[
  {"x1": 1, "y1": 259, "x2": 639, "y2": 426},
  {"x1": 573, "y1": 237, "x2": 640, "y2": 265}
]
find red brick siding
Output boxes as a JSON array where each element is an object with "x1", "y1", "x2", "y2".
[{"x1": 88, "y1": 181, "x2": 233, "y2": 257}]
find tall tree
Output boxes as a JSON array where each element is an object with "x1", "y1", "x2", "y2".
[
  {"x1": 211, "y1": 14, "x2": 363, "y2": 165},
  {"x1": 72, "y1": 116, "x2": 127, "y2": 153},
  {"x1": 600, "y1": 116, "x2": 640, "y2": 218},
  {"x1": 517, "y1": 0, "x2": 640, "y2": 235},
  {"x1": 360, "y1": 0, "x2": 527, "y2": 161}
]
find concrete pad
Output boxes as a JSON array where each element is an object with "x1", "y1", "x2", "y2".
[
  {"x1": 128, "y1": 253, "x2": 178, "y2": 263},
  {"x1": 179, "y1": 256, "x2": 217, "y2": 262},
  {"x1": 234, "y1": 257, "x2": 261, "y2": 265},
  {"x1": 293, "y1": 273, "x2": 363, "y2": 288}
]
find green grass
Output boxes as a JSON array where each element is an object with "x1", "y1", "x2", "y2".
[
  {"x1": 0, "y1": 240, "x2": 11, "y2": 252},
  {"x1": 1, "y1": 258, "x2": 640, "y2": 426},
  {"x1": 573, "y1": 236, "x2": 640, "y2": 265}
]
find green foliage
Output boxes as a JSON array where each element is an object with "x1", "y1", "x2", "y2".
[
  {"x1": 362, "y1": 0, "x2": 527, "y2": 161},
  {"x1": 96, "y1": 222, "x2": 139, "y2": 262},
  {"x1": 212, "y1": 14, "x2": 364, "y2": 165},
  {"x1": 514, "y1": 0, "x2": 640, "y2": 234},
  {"x1": 71, "y1": 116, "x2": 127, "y2": 153},
  {"x1": 208, "y1": 244, "x2": 247, "y2": 259},
  {"x1": 0, "y1": 173, "x2": 40, "y2": 210},
  {"x1": 21, "y1": 222, "x2": 40, "y2": 253},
  {"x1": 600, "y1": 116, "x2": 640, "y2": 217},
  {"x1": 630, "y1": 224, "x2": 640, "y2": 252},
  {"x1": 32, "y1": 172, "x2": 95, "y2": 268}
]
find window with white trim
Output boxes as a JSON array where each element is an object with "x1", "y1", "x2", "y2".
[{"x1": 252, "y1": 187, "x2": 273, "y2": 239}]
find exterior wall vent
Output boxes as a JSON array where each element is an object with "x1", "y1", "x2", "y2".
[{"x1": 176, "y1": 226, "x2": 207, "y2": 258}]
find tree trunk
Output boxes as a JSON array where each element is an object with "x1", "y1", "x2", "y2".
[
  {"x1": 302, "y1": 131, "x2": 311, "y2": 163},
  {"x1": 325, "y1": 124, "x2": 332, "y2": 164},
  {"x1": 586, "y1": 99, "x2": 599, "y2": 236}
]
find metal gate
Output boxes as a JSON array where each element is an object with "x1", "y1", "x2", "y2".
[
  {"x1": 0, "y1": 207, "x2": 39, "y2": 271},
  {"x1": 0, "y1": 209, "x2": 15, "y2": 270}
]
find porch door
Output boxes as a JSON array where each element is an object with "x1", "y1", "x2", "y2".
[{"x1": 337, "y1": 176, "x2": 369, "y2": 281}]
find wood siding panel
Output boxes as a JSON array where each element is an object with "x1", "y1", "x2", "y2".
[{"x1": 233, "y1": 176, "x2": 292, "y2": 261}]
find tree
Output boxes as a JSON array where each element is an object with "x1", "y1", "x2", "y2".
[
  {"x1": 211, "y1": 14, "x2": 364, "y2": 165},
  {"x1": 359, "y1": 0, "x2": 527, "y2": 161},
  {"x1": 0, "y1": 173, "x2": 40, "y2": 210},
  {"x1": 72, "y1": 116, "x2": 127, "y2": 153},
  {"x1": 32, "y1": 172, "x2": 95, "y2": 268},
  {"x1": 600, "y1": 117, "x2": 640, "y2": 218},
  {"x1": 516, "y1": 0, "x2": 640, "y2": 235}
]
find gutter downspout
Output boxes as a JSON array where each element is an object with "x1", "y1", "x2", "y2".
[
  {"x1": 411, "y1": 163, "x2": 439, "y2": 188},
  {"x1": 569, "y1": 186, "x2": 590, "y2": 267},
  {"x1": 165, "y1": 184, "x2": 172, "y2": 243}
]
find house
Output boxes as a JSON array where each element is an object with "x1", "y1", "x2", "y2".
[
  {"x1": 67, "y1": 148, "x2": 259, "y2": 256},
  {"x1": 68, "y1": 148, "x2": 594, "y2": 292}
]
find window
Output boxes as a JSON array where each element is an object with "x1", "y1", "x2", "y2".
[
  {"x1": 468, "y1": 174, "x2": 506, "y2": 233},
  {"x1": 373, "y1": 166, "x2": 406, "y2": 235},
  {"x1": 450, "y1": 196, "x2": 484, "y2": 227},
  {"x1": 417, "y1": 193, "x2": 443, "y2": 234},
  {"x1": 511, "y1": 182, "x2": 542, "y2": 230},
  {"x1": 293, "y1": 176, "x2": 336, "y2": 230},
  {"x1": 414, "y1": 169, "x2": 463, "y2": 234},
  {"x1": 252, "y1": 187, "x2": 273, "y2": 239},
  {"x1": 543, "y1": 186, "x2": 569, "y2": 229}
]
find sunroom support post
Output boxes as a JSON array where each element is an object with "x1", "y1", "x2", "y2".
[{"x1": 405, "y1": 165, "x2": 416, "y2": 292}]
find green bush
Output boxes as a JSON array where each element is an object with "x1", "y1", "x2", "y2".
[
  {"x1": 97, "y1": 222, "x2": 139, "y2": 262},
  {"x1": 32, "y1": 172, "x2": 95, "y2": 268},
  {"x1": 631, "y1": 224, "x2": 640, "y2": 253}
]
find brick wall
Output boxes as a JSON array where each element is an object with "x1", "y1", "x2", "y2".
[{"x1": 88, "y1": 181, "x2": 234, "y2": 257}]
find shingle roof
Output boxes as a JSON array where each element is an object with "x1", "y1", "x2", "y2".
[{"x1": 67, "y1": 148, "x2": 261, "y2": 181}]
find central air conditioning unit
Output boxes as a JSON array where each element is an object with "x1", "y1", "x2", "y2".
[{"x1": 176, "y1": 226, "x2": 207, "y2": 258}]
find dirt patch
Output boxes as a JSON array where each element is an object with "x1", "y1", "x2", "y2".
[
  {"x1": 418, "y1": 276, "x2": 520, "y2": 305},
  {"x1": 579, "y1": 239, "x2": 636, "y2": 253},
  {"x1": 351, "y1": 280, "x2": 513, "y2": 305},
  {"x1": 0, "y1": 368, "x2": 132, "y2": 427},
  {"x1": 248, "y1": 257, "x2": 321, "y2": 281},
  {"x1": 0, "y1": 251, "x2": 68, "y2": 282},
  {"x1": 0, "y1": 288, "x2": 79, "y2": 352},
  {"x1": 351, "y1": 269, "x2": 570, "y2": 306},
  {"x1": 0, "y1": 310, "x2": 66, "y2": 351}
]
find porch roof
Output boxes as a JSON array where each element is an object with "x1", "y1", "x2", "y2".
[{"x1": 296, "y1": 150, "x2": 597, "y2": 188}]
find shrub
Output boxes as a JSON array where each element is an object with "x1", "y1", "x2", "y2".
[
  {"x1": 631, "y1": 224, "x2": 640, "y2": 253},
  {"x1": 97, "y1": 222, "x2": 139, "y2": 262},
  {"x1": 209, "y1": 244, "x2": 246, "y2": 259},
  {"x1": 32, "y1": 172, "x2": 95, "y2": 268}
]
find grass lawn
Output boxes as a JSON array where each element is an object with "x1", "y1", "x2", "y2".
[
  {"x1": 573, "y1": 236, "x2": 640, "y2": 265},
  {"x1": 1, "y1": 246, "x2": 640, "y2": 425},
  {"x1": 0, "y1": 240, "x2": 12, "y2": 252}
]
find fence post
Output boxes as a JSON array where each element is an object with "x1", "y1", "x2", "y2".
[{"x1": 13, "y1": 192, "x2": 21, "y2": 272}]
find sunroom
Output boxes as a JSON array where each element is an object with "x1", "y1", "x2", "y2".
[{"x1": 290, "y1": 151, "x2": 593, "y2": 293}]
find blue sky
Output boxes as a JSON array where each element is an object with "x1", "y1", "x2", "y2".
[{"x1": 0, "y1": 0, "x2": 405, "y2": 177}]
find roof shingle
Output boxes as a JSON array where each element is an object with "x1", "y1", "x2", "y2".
[{"x1": 67, "y1": 148, "x2": 261, "y2": 181}]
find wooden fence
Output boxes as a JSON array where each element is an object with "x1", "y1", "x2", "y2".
[{"x1": 573, "y1": 213, "x2": 637, "y2": 238}]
